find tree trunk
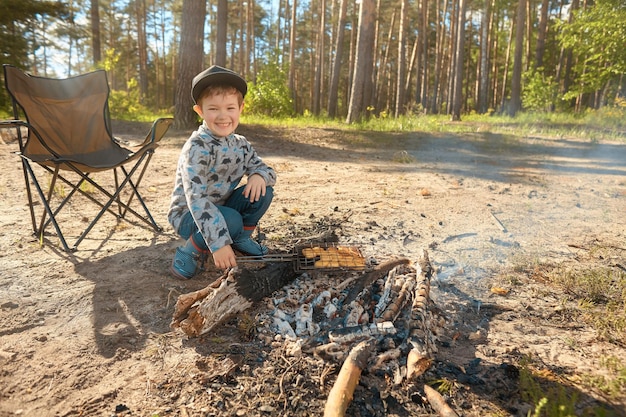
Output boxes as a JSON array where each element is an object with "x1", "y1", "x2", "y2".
[
  {"x1": 312, "y1": 0, "x2": 326, "y2": 115},
  {"x1": 328, "y1": 0, "x2": 348, "y2": 118},
  {"x1": 429, "y1": 0, "x2": 447, "y2": 114},
  {"x1": 535, "y1": 0, "x2": 549, "y2": 69},
  {"x1": 478, "y1": 0, "x2": 492, "y2": 114},
  {"x1": 451, "y1": 0, "x2": 466, "y2": 121},
  {"x1": 246, "y1": 0, "x2": 255, "y2": 79},
  {"x1": 346, "y1": 0, "x2": 376, "y2": 123},
  {"x1": 135, "y1": 0, "x2": 149, "y2": 103},
  {"x1": 174, "y1": 0, "x2": 206, "y2": 130},
  {"x1": 508, "y1": 0, "x2": 526, "y2": 116},
  {"x1": 394, "y1": 0, "x2": 408, "y2": 117},
  {"x1": 499, "y1": 15, "x2": 514, "y2": 112},
  {"x1": 215, "y1": 0, "x2": 227, "y2": 66},
  {"x1": 90, "y1": 0, "x2": 101, "y2": 65},
  {"x1": 556, "y1": 0, "x2": 578, "y2": 108},
  {"x1": 375, "y1": 10, "x2": 395, "y2": 114},
  {"x1": 446, "y1": 1, "x2": 458, "y2": 115},
  {"x1": 288, "y1": 0, "x2": 298, "y2": 112},
  {"x1": 418, "y1": 0, "x2": 429, "y2": 110}
]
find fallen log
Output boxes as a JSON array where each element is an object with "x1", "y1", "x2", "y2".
[
  {"x1": 171, "y1": 262, "x2": 297, "y2": 337},
  {"x1": 323, "y1": 338, "x2": 376, "y2": 417}
]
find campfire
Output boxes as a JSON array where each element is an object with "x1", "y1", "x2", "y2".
[{"x1": 171, "y1": 248, "x2": 454, "y2": 416}]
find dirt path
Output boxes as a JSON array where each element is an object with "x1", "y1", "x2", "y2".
[{"x1": 0, "y1": 123, "x2": 624, "y2": 416}]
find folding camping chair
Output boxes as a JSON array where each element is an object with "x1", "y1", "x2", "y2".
[{"x1": 1, "y1": 64, "x2": 174, "y2": 251}]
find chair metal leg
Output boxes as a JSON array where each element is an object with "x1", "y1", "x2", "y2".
[{"x1": 22, "y1": 160, "x2": 72, "y2": 251}]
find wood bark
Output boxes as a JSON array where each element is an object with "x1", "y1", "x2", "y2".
[
  {"x1": 499, "y1": 16, "x2": 514, "y2": 112},
  {"x1": 90, "y1": 0, "x2": 101, "y2": 65},
  {"x1": 312, "y1": 0, "x2": 326, "y2": 115},
  {"x1": 508, "y1": 0, "x2": 526, "y2": 116},
  {"x1": 394, "y1": 0, "x2": 408, "y2": 117},
  {"x1": 323, "y1": 339, "x2": 375, "y2": 417},
  {"x1": 346, "y1": 0, "x2": 376, "y2": 123},
  {"x1": 288, "y1": 0, "x2": 298, "y2": 112},
  {"x1": 375, "y1": 10, "x2": 395, "y2": 114},
  {"x1": 424, "y1": 384, "x2": 459, "y2": 417},
  {"x1": 327, "y1": 0, "x2": 348, "y2": 118},
  {"x1": 478, "y1": 0, "x2": 492, "y2": 113},
  {"x1": 171, "y1": 263, "x2": 297, "y2": 337},
  {"x1": 429, "y1": 0, "x2": 448, "y2": 114},
  {"x1": 215, "y1": 0, "x2": 227, "y2": 66},
  {"x1": 174, "y1": 0, "x2": 206, "y2": 130},
  {"x1": 135, "y1": 0, "x2": 149, "y2": 102},
  {"x1": 451, "y1": 0, "x2": 467, "y2": 121},
  {"x1": 534, "y1": 0, "x2": 548, "y2": 69},
  {"x1": 417, "y1": 0, "x2": 429, "y2": 110}
]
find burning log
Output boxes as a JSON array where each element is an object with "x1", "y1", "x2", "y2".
[
  {"x1": 323, "y1": 339, "x2": 376, "y2": 417},
  {"x1": 171, "y1": 262, "x2": 297, "y2": 337},
  {"x1": 321, "y1": 250, "x2": 439, "y2": 415},
  {"x1": 406, "y1": 249, "x2": 436, "y2": 380},
  {"x1": 171, "y1": 247, "x2": 445, "y2": 414}
]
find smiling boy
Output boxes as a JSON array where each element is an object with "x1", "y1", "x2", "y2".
[{"x1": 167, "y1": 65, "x2": 276, "y2": 279}]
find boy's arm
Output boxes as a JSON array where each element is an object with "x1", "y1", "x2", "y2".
[
  {"x1": 180, "y1": 141, "x2": 233, "y2": 252},
  {"x1": 241, "y1": 140, "x2": 277, "y2": 187}
]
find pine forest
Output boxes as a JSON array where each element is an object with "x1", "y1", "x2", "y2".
[{"x1": 1, "y1": 0, "x2": 625, "y2": 127}]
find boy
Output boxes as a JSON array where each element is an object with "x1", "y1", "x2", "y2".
[{"x1": 168, "y1": 65, "x2": 276, "y2": 279}]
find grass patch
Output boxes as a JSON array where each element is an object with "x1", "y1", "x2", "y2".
[
  {"x1": 502, "y1": 242, "x2": 626, "y2": 414},
  {"x1": 241, "y1": 108, "x2": 626, "y2": 143},
  {"x1": 519, "y1": 354, "x2": 624, "y2": 416},
  {"x1": 543, "y1": 264, "x2": 626, "y2": 346}
]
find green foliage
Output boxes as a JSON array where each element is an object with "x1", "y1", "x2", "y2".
[
  {"x1": 519, "y1": 357, "x2": 578, "y2": 417},
  {"x1": 245, "y1": 60, "x2": 294, "y2": 118},
  {"x1": 0, "y1": 0, "x2": 68, "y2": 67},
  {"x1": 100, "y1": 49, "x2": 169, "y2": 122},
  {"x1": 557, "y1": 0, "x2": 626, "y2": 101},
  {"x1": 108, "y1": 78, "x2": 155, "y2": 122},
  {"x1": 522, "y1": 68, "x2": 558, "y2": 112}
]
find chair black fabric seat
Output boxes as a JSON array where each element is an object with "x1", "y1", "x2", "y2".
[{"x1": 1, "y1": 64, "x2": 173, "y2": 251}]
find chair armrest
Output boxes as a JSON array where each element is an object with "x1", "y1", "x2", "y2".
[
  {"x1": 136, "y1": 117, "x2": 174, "y2": 147},
  {"x1": 0, "y1": 119, "x2": 29, "y2": 128}
]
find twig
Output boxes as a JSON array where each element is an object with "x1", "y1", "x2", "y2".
[
  {"x1": 490, "y1": 211, "x2": 507, "y2": 233},
  {"x1": 46, "y1": 373, "x2": 56, "y2": 394},
  {"x1": 278, "y1": 356, "x2": 302, "y2": 410}
]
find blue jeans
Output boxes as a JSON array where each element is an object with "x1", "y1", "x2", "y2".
[{"x1": 177, "y1": 185, "x2": 274, "y2": 250}]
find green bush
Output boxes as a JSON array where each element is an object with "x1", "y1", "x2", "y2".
[
  {"x1": 522, "y1": 68, "x2": 558, "y2": 112},
  {"x1": 245, "y1": 61, "x2": 293, "y2": 117}
]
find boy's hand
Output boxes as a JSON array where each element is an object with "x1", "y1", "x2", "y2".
[
  {"x1": 212, "y1": 245, "x2": 237, "y2": 269},
  {"x1": 243, "y1": 174, "x2": 267, "y2": 202}
]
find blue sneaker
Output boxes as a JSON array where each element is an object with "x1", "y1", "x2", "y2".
[
  {"x1": 170, "y1": 246, "x2": 207, "y2": 279},
  {"x1": 232, "y1": 238, "x2": 268, "y2": 256}
]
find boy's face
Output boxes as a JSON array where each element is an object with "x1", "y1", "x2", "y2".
[{"x1": 193, "y1": 91, "x2": 244, "y2": 138}]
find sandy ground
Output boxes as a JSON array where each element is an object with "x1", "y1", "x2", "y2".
[{"x1": 0, "y1": 121, "x2": 625, "y2": 416}]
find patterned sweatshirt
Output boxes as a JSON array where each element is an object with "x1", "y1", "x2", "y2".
[{"x1": 167, "y1": 123, "x2": 277, "y2": 252}]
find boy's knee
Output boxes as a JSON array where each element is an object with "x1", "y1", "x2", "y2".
[{"x1": 219, "y1": 206, "x2": 244, "y2": 232}]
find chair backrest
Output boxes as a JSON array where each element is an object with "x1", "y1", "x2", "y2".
[{"x1": 4, "y1": 65, "x2": 128, "y2": 168}]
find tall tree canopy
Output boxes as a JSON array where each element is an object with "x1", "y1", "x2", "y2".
[
  {"x1": 1, "y1": 0, "x2": 625, "y2": 121},
  {"x1": 558, "y1": 0, "x2": 626, "y2": 108}
]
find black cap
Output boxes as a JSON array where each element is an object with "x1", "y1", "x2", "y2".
[{"x1": 191, "y1": 65, "x2": 247, "y2": 103}]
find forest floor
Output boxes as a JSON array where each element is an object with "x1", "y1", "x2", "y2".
[{"x1": 0, "y1": 121, "x2": 625, "y2": 417}]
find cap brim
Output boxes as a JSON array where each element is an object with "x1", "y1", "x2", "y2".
[{"x1": 192, "y1": 72, "x2": 247, "y2": 103}]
